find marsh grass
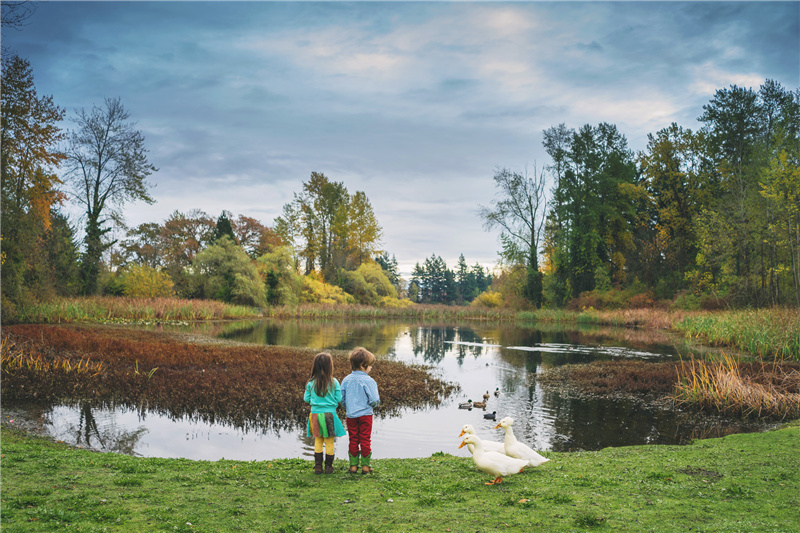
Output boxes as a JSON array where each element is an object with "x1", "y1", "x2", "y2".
[
  {"x1": 263, "y1": 303, "x2": 517, "y2": 321},
  {"x1": 1, "y1": 324, "x2": 458, "y2": 432},
  {"x1": 1, "y1": 423, "x2": 798, "y2": 532},
  {"x1": 675, "y1": 308, "x2": 800, "y2": 360},
  {"x1": 675, "y1": 352, "x2": 800, "y2": 420},
  {"x1": 14, "y1": 296, "x2": 261, "y2": 324}
]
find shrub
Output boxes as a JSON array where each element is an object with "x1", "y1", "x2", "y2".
[
  {"x1": 119, "y1": 265, "x2": 174, "y2": 298},
  {"x1": 256, "y1": 246, "x2": 302, "y2": 306},
  {"x1": 471, "y1": 290, "x2": 504, "y2": 308},
  {"x1": 300, "y1": 273, "x2": 354, "y2": 305},
  {"x1": 192, "y1": 236, "x2": 265, "y2": 307}
]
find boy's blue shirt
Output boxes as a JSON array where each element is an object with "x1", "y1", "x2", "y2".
[{"x1": 340, "y1": 370, "x2": 380, "y2": 418}]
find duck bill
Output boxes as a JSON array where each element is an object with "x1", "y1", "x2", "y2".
[
  {"x1": 458, "y1": 440, "x2": 467, "y2": 449},
  {"x1": 493, "y1": 422, "x2": 502, "y2": 429},
  {"x1": 458, "y1": 429, "x2": 466, "y2": 437}
]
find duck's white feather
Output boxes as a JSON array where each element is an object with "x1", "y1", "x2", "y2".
[
  {"x1": 495, "y1": 417, "x2": 550, "y2": 467},
  {"x1": 460, "y1": 434, "x2": 528, "y2": 479},
  {"x1": 458, "y1": 424, "x2": 505, "y2": 454}
]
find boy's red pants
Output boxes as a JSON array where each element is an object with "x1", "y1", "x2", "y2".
[{"x1": 346, "y1": 415, "x2": 373, "y2": 458}]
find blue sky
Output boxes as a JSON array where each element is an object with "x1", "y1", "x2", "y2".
[{"x1": 4, "y1": 1, "x2": 798, "y2": 275}]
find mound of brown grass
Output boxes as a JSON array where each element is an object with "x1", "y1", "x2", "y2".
[
  {"x1": 1, "y1": 325, "x2": 458, "y2": 431},
  {"x1": 674, "y1": 353, "x2": 800, "y2": 420},
  {"x1": 537, "y1": 360, "x2": 679, "y2": 399}
]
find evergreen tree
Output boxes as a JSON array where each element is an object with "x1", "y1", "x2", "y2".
[{"x1": 214, "y1": 211, "x2": 237, "y2": 243}]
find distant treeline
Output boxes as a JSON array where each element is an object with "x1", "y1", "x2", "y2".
[{"x1": 2, "y1": 49, "x2": 798, "y2": 319}]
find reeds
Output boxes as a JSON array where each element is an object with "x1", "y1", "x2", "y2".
[
  {"x1": 262, "y1": 303, "x2": 517, "y2": 321},
  {"x1": 675, "y1": 308, "x2": 800, "y2": 361},
  {"x1": 13, "y1": 296, "x2": 261, "y2": 323},
  {"x1": 1, "y1": 337, "x2": 106, "y2": 376},
  {"x1": 674, "y1": 352, "x2": 800, "y2": 420}
]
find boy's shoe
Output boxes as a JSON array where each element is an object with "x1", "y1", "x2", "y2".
[
  {"x1": 348, "y1": 452, "x2": 360, "y2": 474},
  {"x1": 361, "y1": 452, "x2": 373, "y2": 474},
  {"x1": 313, "y1": 452, "x2": 323, "y2": 475}
]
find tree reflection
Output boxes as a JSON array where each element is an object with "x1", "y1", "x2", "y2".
[{"x1": 67, "y1": 401, "x2": 149, "y2": 455}]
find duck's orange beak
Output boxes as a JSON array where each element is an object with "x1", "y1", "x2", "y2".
[
  {"x1": 494, "y1": 422, "x2": 502, "y2": 429},
  {"x1": 458, "y1": 440, "x2": 467, "y2": 449},
  {"x1": 458, "y1": 429, "x2": 466, "y2": 437}
]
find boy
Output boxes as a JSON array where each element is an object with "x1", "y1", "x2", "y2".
[{"x1": 340, "y1": 347, "x2": 380, "y2": 474}]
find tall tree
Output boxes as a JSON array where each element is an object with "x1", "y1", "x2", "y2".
[
  {"x1": 759, "y1": 148, "x2": 800, "y2": 306},
  {"x1": 698, "y1": 85, "x2": 762, "y2": 299},
  {"x1": 1, "y1": 54, "x2": 66, "y2": 309},
  {"x1": 160, "y1": 209, "x2": 215, "y2": 296},
  {"x1": 638, "y1": 123, "x2": 716, "y2": 291},
  {"x1": 232, "y1": 214, "x2": 283, "y2": 259},
  {"x1": 347, "y1": 190, "x2": 383, "y2": 268},
  {"x1": 65, "y1": 97, "x2": 156, "y2": 294},
  {"x1": 543, "y1": 123, "x2": 639, "y2": 299},
  {"x1": 276, "y1": 172, "x2": 382, "y2": 281},
  {"x1": 479, "y1": 165, "x2": 547, "y2": 307}
]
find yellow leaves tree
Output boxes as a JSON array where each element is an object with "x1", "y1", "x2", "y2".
[{"x1": 1, "y1": 54, "x2": 66, "y2": 309}]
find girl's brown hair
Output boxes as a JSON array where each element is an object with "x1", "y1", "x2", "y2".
[{"x1": 310, "y1": 352, "x2": 335, "y2": 397}]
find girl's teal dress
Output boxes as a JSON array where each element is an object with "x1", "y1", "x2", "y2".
[{"x1": 304, "y1": 378, "x2": 346, "y2": 438}]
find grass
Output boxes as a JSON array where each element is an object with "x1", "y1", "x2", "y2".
[
  {"x1": 519, "y1": 307, "x2": 800, "y2": 362},
  {"x1": 12, "y1": 296, "x2": 261, "y2": 324},
  {"x1": 675, "y1": 308, "x2": 800, "y2": 361},
  {"x1": 1, "y1": 422, "x2": 798, "y2": 532}
]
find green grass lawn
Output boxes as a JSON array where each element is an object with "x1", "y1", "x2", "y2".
[{"x1": 1, "y1": 422, "x2": 798, "y2": 532}]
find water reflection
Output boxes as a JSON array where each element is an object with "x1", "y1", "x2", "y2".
[
  {"x1": 11, "y1": 319, "x2": 770, "y2": 460},
  {"x1": 44, "y1": 401, "x2": 150, "y2": 455}
]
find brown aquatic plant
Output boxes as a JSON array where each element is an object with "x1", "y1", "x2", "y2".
[{"x1": 1, "y1": 324, "x2": 458, "y2": 432}]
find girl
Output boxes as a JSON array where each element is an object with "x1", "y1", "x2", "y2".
[{"x1": 304, "y1": 352, "x2": 346, "y2": 474}]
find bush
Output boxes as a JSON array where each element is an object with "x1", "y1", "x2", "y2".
[
  {"x1": 192, "y1": 236, "x2": 265, "y2": 307},
  {"x1": 256, "y1": 246, "x2": 302, "y2": 306},
  {"x1": 118, "y1": 265, "x2": 174, "y2": 298},
  {"x1": 470, "y1": 290, "x2": 504, "y2": 308},
  {"x1": 300, "y1": 273, "x2": 354, "y2": 305}
]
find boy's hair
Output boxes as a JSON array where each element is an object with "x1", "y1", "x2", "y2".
[{"x1": 349, "y1": 346, "x2": 375, "y2": 371}]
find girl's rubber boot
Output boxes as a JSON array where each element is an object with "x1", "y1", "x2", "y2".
[
  {"x1": 348, "y1": 452, "x2": 360, "y2": 474},
  {"x1": 313, "y1": 452, "x2": 323, "y2": 474},
  {"x1": 324, "y1": 454, "x2": 335, "y2": 474},
  {"x1": 361, "y1": 453, "x2": 373, "y2": 474}
]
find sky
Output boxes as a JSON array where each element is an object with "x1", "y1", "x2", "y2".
[{"x1": 3, "y1": 1, "x2": 798, "y2": 276}]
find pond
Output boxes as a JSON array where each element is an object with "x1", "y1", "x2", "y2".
[{"x1": 9, "y1": 319, "x2": 768, "y2": 461}]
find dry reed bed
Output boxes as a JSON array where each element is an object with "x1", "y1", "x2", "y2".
[
  {"x1": 674, "y1": 353, "x2": 800, "y2": 420},
  {"x1": 1, "y1": 325, "x2": 458, "y2": 431},
  {"x1": 537, "y1": 357, "x2": 800, "y2": 420}
]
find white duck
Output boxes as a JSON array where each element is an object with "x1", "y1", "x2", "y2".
[
  {"x1": 458, "y1": 434, "x2": 528, "y2": 485},
  {"x1": 458, "y1": 424, "x2": 506, "y2": 454},
  {"x1": 494, "y1": 417, "x2": 550, "y2": 467}
]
